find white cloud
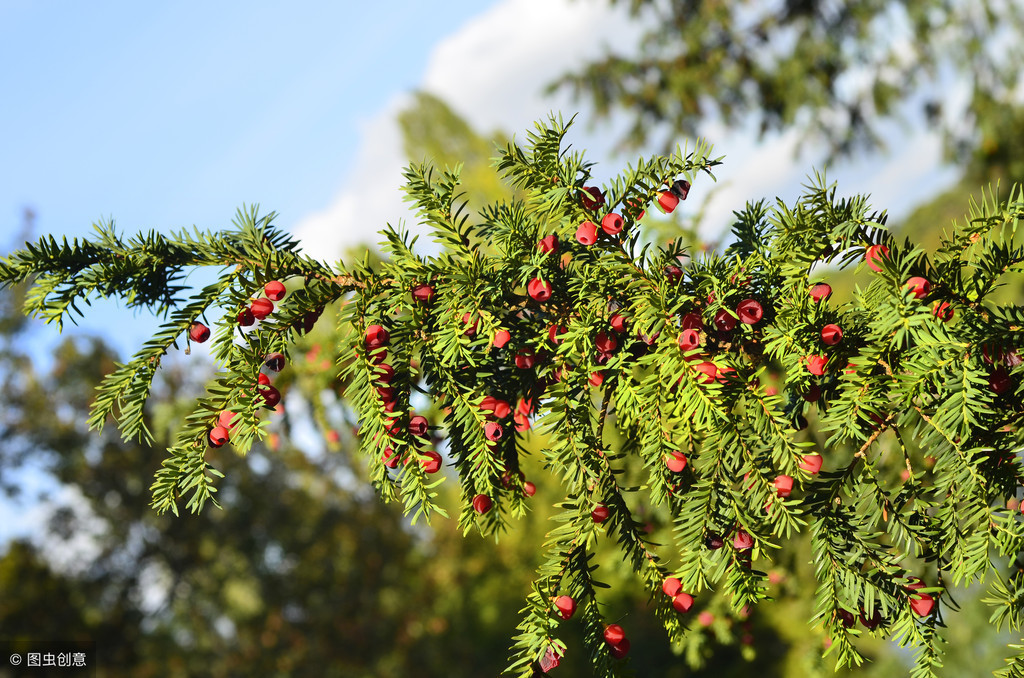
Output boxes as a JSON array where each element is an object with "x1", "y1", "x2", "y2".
[{"x1": 291, "y1": 0, "x2": 641, "y2": 262}]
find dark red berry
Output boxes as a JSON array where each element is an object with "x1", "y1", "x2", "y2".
[{"x1": 189, "y1": 322, "x2": 211, "y2": 343}]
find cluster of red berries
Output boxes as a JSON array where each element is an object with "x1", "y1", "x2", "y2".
[{"x1": 208, "y1": 349, "x2": 287, "y2": 448}]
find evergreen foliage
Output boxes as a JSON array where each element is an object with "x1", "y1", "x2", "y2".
[{"x1": 3, "y1": 115, "x2": 1024, "y2": 677}]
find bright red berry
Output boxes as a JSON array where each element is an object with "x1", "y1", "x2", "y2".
[
  {"x1": 595, "y1": 331, "x2": 617, "y2": 353},
  {"x1": 237, "y1": 309, "x2": 255, "y2": 326},
  {"x1": 472, "y1": 494, "x2": 493, "y2": 514},
  {"x1": 264, "y1": 280, "x2": 286, "y2": 301},
  {"x1": 680, "y1": 312, "x2": 703, "y2": 330},
  {"x1": 492, "y1": 329, "x2": 511, "y2": 348},
  {"x1": 409, "y1": 415, "x2": 429, "y2": 438},
  {"x1": 665, "y1": 452, "x2": 688, "y2": 473},
  {"x1": 382, "y1": 448, "x2": 399, "y2": 468},
  {"x1": 601, "y1": 213, "x2": 624, "y2": 235},
  {"x1": 523, "y1": 481, "x2": 537, "y2": 497},
  {"x1": 866, "y1": 244, "x2": 889, "y2": 272},
  {"x1": 736, "y1": 299, "x2": 763, "y2": 325},
  {"x1": 528, "y1": 278, "x2": 553, "y2": 302},
  {"x1": 672, "y1": 592, "x2": 694, "y2": 613},
  {"x1": 484, "y1": 421, "x2": 504, "y2": 441},
  {"x1": 189, "y1": 322, "x2": 211, "y2": 343},
  {"x1": 603, "y1": 624, "x2": 626, "y2": 646},
  {"x1": 693, "y1": 361, "x2": 718, "y2": 384},
  {"x1": 589, "y1": 371, "x2": 605, "y2": 387},
  {"x1": 733, "y1": 529, "x2": 753, "y2": 550},
  {"x1": 904, "y1": 276, "x2": 931, "y2": 300},
  {"x1": 420, "y1": 450, "x2": 442, "y2": 474},
  {"x1": 906, "y1": 579, "x2": 935, "y2": 616},
  {"x1": 514, "y1": 350, "x2": 538, "y2": 369},
  {"x1": 258, "y1": 373, "x2": 271, "y2": 386},
  {"x1": 461, "y1": 312, "x2": 478, "y2": 336},
  {"x1": 932, "y1": 301, "x2": 954, "y2": 321},
  {"x1": 576, "y1": 220, "x2": 599, "y2": 245},
  {"x1": 821, "y1": 324, "x2": 843, "y2": 346},
  {"x1": 678, "y1": 329, "x2": 701, "y2": 353},
  {"x1": 609, "y1": 313, "x2": 627, "y2": 333},
  {"x1": 662, "y1": 577, "x2": 682, "y2": 597},
  {"x1": 810, "y1": 283, "x2": 832, "y2": 302},
  {"x1": 807, "y1": 355, "x2": 828, "y2": 375},
  {"x1": 365, "y1": 325, "x2": 390, "y2": 350},
  {"x1": 217, "y1": 410, "x2": 237, "y2": 430},
  {"x1": 209, "y1": 426, "x2": 229, "y2": 447},
  {"x1": 657, "y1": 190, "x2": 679, "y2": 213},
  {"x1": 591, "y1": 503, "x2": 610, "y2": 523},
  {"x1": 774, "y1": 474, "x2": 794, "y2": 498},
  {"x1": 250, "y1": 298, "x2": 274, "y2": 320},
  {"x1": 538, "y1": 234, "x2": 558, "y2": 254},
  {"x1": 554, "y1": 595, "x2": 576, "y2": 620},
  {"x1": 713, "y1": 309, "x2": 737, "y2": 332},
  {"x1": 799, "y1": 454, "x2": 823, "y2": 474}
]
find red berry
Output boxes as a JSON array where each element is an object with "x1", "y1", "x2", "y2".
[
  {"x1": 866, "y1": 244, "x2": 889, "y2": 272},
  {"x1": 580, "y1": 186, "x2": 605, "y2": 210},
  {"x1": 909, "y1": 590, "x2": 935, "y2": 617},
  {"x1": 250, "y1": 298, "x2": 274, "y2": 320},
  {"x1": 461, "y1": 312, "x2": 478, "y2": 336},
  {"x1": 678, "y1": 329, "x2": 701, "y2": 353},
  {"x1": 693, "y1": 361, "x2": 718, "y2": 384},
  {"x1": 774, "y1": 474, "x2": 794, "y2": 498},
  {"x1": 189, "y1": 322, "x2": 211, "y2": 343},
  {"x1": 576, "y1": 220, "x2": 599, "y2": 245},
  {"x1": 589, "y1": 371, "x2": 605, "y2": 387},
  {"x1": 514, "y1": 350, "x2": 538, "y2": 369},
  {"x1": 264, "y1": 280, "x2": 286, "y2": 301},
  {"x1": 609, "y1": 638, "x2": 630, "y2": 659},
  {"x1": 539, "y1": 647, "x2": 561, "y2": 672},
  {"x1": 713, "y1": 309, "x2": 737, "y2": 332},
  {"x1": 838, "y1": 609, "x2": 855, "y2": 628},
  {"x1": 904, "y1": 276, "x2": 931, "y2": 300},
  {"x1": 821, "y1": 324, "x2": 843, "y2": 346},
  {"x1": 860, "y1": 609, "x2": 882, "y2": 630},
  {"x1": 209, "y1": 426, "x2": 229, "y2": 447},
  {"x1": 258, "y1": 373, "x2": 271, "y2": 386},
  {"x1": 609, "y1": 313, "x2": 627, "y2": 333},
  {"x1": 603, "y1": 624, "x2": 626, "y2": 646},
  {"x1": 237, "y1": 309, "x2": 255, "y2": 326},
  {"x1": 411, "y1": 283, "x2": 435, "y2": 302},
  {"x1": 374, "y1": 363, "x2": 395, "y2": 384},
  {"x1": 472, "y1": 494, "x2": 493, "y2": 514},
  {"x1": 554, "y1": 594, "x2": 576, "y2": 620},
  {"x1": 523, "y1": 481, "x2": 537, "y2": 497},
  {"x1": 257, "y1": 385, "x2": 281, "y2": 409},
  {"x1": 591, "y1": 503, "x2": 610, "y2": 523},
  {"x1": 601, "y1": 213, "x2": 624, "y2": 235},
  {"x1": 662, "y1": 577, "x2": 683, "y2": 597},
  {"x1": 733, "y1": 529, "x2": 753, "y2": 550},
  {"x1": 484, "y1": 421, "x2": 504, "y2": 441},
  {"x1": 672, "y1": 592, "x2": 694, "y2": 613},
  {"x1": 264, "y1": 352, "x2": 286, "y2": 372},
  {"x1": 807, "y1": 355, "x2": 828, "y2": 375},
  {"x1": 657, "y1": 190, "x2": 679, "y2": 213},
  {"x1": 664, "y1": 265, "x2": 683, "y2": 283},
  {"x1": 705, "y1": 533, "x2": 725, "y2": 549},
  {"x1": 810, "y1": 283, "x2": 832, "y2": 303},
  {"x1": 527, "y1": 277, "x2": 553, "y2": 302},
  {"x1": 480, "y1": 396, "x2": 512, "y2": 419},
  {"x1": 538, "y1": 234, "x2": 558, "y2": 254},
  {"x1": 799, "y1": 454, "x2": 823, "y2": 474},
  {"x1": 595, "y1": 331, "x2": 618, "y2": 353},
  {"x1": 420, "y1": 450, "x2": 442, "y2": 474},
  {"x1": 736, "y1": 299, "x2": 763, "y2": 325},
  {"x1": 409, "y1": 415, "x2": 429, "y2": 438},
  {"x1": 665, "y1": 452, "x2": 688, "y2": 473},
  {"x1": 218, "y1": 410, "x2": 237, "y2": 430},
  {"x1": 932, "y1": 301, "x2": 954, "y2": 321},
  {"x1": 382, "y1": 448, "x2": 399, "y2": 468},
  {"x1": 365, "y1": 325, "x2": 390, "y2": 349},
  {"x1": 492, "y1": 329, "x2": 511, "y2": 348},
  {"x1": 989, "y1": 368, "x2": 1012, "y2": 394},
  {"x1": 680, "y1": 312, "x2": 703, "y2": 330}
]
